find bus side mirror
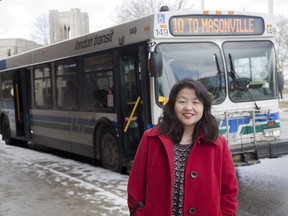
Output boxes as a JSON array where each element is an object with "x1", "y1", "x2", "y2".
[
  {"x1": 150, "y1": 51, "x2": 163, "y2": 77},
  {"x1": 277, "y1": 71, "x2": 284, "y2": 92}
]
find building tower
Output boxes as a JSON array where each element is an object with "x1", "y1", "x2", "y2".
[{"x1": 49, "y1": 8, "x2": 89, "y2": 44}]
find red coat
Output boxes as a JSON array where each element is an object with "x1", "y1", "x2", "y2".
[{"x1": 128, "y1": 126, "x2": 238, "y2": 216}]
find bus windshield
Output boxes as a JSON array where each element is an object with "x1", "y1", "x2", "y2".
[
  {"x1": 156, "y1": 42, "x2": 226, "y2": 105},
  {"x1": 223, "y1": 41, "x2": 277, "y2": 102}
]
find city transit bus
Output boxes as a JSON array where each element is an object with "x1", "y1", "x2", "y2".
[{"x1": 0, "y1": 9, "x2": 288, "y2": 172}]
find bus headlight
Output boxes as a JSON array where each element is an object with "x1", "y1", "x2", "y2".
[{"x1": 263, "y1": 128, "x2": 281, "y2": 138}]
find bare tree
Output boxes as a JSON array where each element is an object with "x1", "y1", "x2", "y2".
[
  {"x1": 31, "y1": 14, "x2": 50, "y2": 46},
  {"x1": 113, "y1": 0, "x2": 194, "y2": 24},
  {"x1": 275, "y1": 14, "x2": 288, "y2": 76}
]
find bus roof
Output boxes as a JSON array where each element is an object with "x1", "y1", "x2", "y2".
[{"x1": 0, "y1": 10, "x2": 275, "y2": 71}]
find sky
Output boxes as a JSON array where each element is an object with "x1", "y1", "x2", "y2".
[{"x1": 0, "y1": 0, "x2": 288, "y2": 41}]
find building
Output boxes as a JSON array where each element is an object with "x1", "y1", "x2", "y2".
[
  {"x1": 0, "y1": 38, "x2": 42, "y2": 59},
  {"x1": 49, "y1": 8, "x2": 89, "y2": 44},
  {"x1": 0, "y1": 8, "x2": 89, "y2": 58}
]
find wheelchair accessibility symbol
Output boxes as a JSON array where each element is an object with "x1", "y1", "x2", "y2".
[{"x1": 157, "y1": 14, "x2": 165, "y2": 23}]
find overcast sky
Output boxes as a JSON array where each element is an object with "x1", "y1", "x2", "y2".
[{"x1": 0, "y1": 0, "x2": 288, "y2": 40}]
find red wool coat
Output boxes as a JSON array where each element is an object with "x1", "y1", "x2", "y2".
[{"x1": 127, "y1": 126, "x2": 238, "y2": 216}]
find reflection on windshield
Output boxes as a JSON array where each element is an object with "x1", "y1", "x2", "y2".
[
  {"x1": 223, "y1": 41, "x2": 277, "y2": 101},
  {"x1": 156, "y1": 43, "x2": 225, "y2": 105}
]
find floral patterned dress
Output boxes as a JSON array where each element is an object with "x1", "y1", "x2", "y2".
[{"x1": 172, "y1": 143, "x2": 193, "y2": 216}]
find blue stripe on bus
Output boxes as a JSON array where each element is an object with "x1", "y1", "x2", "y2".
[
  {"x1": 220, "y1": 112, "x2": 279, "y2": 133},
  {"x1": 2, "y1": 100, "x2": 14, "y2": 109},
  {"x1": 0, "y1": 60, "x2": 7, "y2": 70},
  {"x1": 254, "y1": 112, "x2": 279, "y2": 122},
  {"x1": 30, "y1": 114, "x2": 117, "y2": 132},
  {"x1": 30, "y1": 114, "x2": 71, "y2": 124}
]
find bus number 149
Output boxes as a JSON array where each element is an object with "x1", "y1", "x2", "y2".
[
  {"x1": 156, "y1": 28, "x2": 169, "y2": 36},
  {"x1": 266, "y1": 28, "x2": 276, "y2": 35}
]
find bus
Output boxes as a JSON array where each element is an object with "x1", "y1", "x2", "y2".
[{"x1": 1, "y1": 8, "x2": 288, "y2": 172}]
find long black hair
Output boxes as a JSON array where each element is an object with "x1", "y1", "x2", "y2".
[{"x1": 158, "y1": 79, "x2": 219, "y2": 143}]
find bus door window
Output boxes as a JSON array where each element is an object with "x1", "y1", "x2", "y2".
[
  {"x1": 56, "y1": 61, "x2": 78, "y2": 109},
  {"x1": 33, "y1": 66, "x2": 52, "y2": 108},
  {"x1": 1, "y1": 72, "x2": 14, "y2": 99},
  {"x1": 119, "y1": 55, "x2": 140, "y2": 152},
  {"x1": 84, "y1": 54, "x2": 113, "y2": 109},
  {"x1": 13, "y1": 69, "x2": 27, "y2": 137}
]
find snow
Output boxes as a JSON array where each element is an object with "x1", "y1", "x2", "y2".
[
  {"x1": 238, "y1": 156, "x2": 288, "y2": 179},
  {"x1": 0, "y1": 139, "x2": 129, "y2": 215}
]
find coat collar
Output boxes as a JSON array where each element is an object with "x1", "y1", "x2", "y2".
[{"x1": 147, "y1": 125, "x2": 220, "y2": 146}]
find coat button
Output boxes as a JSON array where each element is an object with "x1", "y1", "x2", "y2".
[
  {"x1": 189, "y1": 208, "x2": 196, "y2": 214},
  {"x1": 190, "y1": 171, "x2": 197, "y2": 179}
]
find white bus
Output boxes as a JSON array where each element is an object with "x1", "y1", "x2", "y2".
[{"x1": 0, "y1": 9, "x2": 288, "y2": 172}]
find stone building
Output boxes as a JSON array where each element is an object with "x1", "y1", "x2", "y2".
[
  {"x1": 0, "y1": 8, "x2": 89, "y2": 59},
  {"x1": 0, "y1": 38, "x2": 42, "y2": 59},
  {"x1": 49, "y1": 8, "x2": 89, "y2": 44}
]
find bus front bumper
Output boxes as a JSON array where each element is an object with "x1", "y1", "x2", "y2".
[
  {"x1": 230, "y1": 139, "x2": 288, "y2": 166},
  {"x1": 256, "y1": 139, "x2": 288, "y2": 159}
]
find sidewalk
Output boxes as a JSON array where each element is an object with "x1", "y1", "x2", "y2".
[
  {"x1": 280, "y1": 93, "x2": 288, "y2": 120},
  {"x1": 280, "y1": 109, "x2": 288, "y2": 121}
]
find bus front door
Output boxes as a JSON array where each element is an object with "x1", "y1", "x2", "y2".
[
  {"x1": 13, "y1": 69, "x2": 30, "y2": 142},
  {"x1": 118, "y1": 55, "x2": 143, "y2": 161}
]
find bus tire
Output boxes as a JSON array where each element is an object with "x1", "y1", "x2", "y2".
[
  {"x1": 1, "y1": 117, "x2": 14, "y2": 145},
  {"x1": 100, "y1": 128, "x2": 121, "y2": 172}
]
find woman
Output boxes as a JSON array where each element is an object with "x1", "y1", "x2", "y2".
[{"x1": 127, "y1": 79, "x2": 238, "y2": 216}]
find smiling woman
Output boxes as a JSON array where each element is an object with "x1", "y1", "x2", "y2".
[{"x1": 128, "y1": 79, "x2": 239, "y2": 216}]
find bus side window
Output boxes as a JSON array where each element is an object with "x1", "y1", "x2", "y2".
[
  {"x1": 56, "y1": 61, "x2": 78, "y2": 109},
  {"x1": 2, "y1": 83, "x2": 13, "y2": 99},
  {"x1": 83, "y1": 53, "x2": 113, "y2": 109},
  {"x1": 63, "y1": 80, "x2": 77, "y2": 107},
  {"x1": 34, "y1": 66, "x2": 52, "y2": 108},
  {"x1": 93, "y1": 88, "x2": 108, "y2": 107},
  {"x1": 84, "y1": 72, "x2": 113, "y2": 109}
]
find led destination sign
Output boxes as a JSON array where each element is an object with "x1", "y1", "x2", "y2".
[{"x1": 170, "y1": 15, "x2": 265, "y2": 36}]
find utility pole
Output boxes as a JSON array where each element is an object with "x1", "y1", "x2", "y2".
[
  {"x1": 201, "y1": 0, "x2": 205, "y2": 10},
  {"x1": 268, "y1": 0, "x2": 273, "y2": 14}
]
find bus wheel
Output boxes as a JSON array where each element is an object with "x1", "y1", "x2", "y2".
[
  {"x1": 100, "y1": 129, "x2": 121, "y2": 172},
  {"x1": 2, "y1": 117, "x2": 13, "y2": 145}
]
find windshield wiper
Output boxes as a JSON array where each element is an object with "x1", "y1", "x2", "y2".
[
  {"x1": 228, "y1": 53, "x2": 260, "y2": 110},
  {"x1": 212, "y1": 54, "x2": 222, "y2": 96},
  {"x1": 214, "y1": 54, "x2": 222, "y2": 77}
]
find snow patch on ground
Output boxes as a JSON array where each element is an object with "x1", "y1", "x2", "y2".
[{"x1": 0, "y1": 140, "x2": 129, "y2": 215}]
